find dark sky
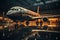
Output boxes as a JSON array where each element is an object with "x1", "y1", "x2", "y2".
[{"x1": 0, "y1": 0, "x2": 60, "y2": 15}]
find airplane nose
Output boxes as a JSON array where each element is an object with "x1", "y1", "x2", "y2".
[{"x1": 7, "y1": 10, "x2": 13, "y2": 15}]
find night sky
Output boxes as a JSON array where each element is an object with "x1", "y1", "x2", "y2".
[{"x1": 0, "y1": 0, "x2": 60, "y2": 15}]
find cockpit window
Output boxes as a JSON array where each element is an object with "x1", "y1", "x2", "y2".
[{"x1": 10, "y1": 8, "x2": 19, "y2": 11}]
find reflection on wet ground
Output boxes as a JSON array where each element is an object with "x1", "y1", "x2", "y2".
[{"x1": 0, "y1": 27, "x2": 60, "y2": 40}]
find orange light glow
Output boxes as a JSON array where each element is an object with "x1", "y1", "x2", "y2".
[
  {"x1": 0, "y1": 26, "x2": 3, "y2": 30},
  {"x1": 27, "y1": 10, "x2": 40, "y2": 17},
  {"x1": 49, "y1": 18, "x2": 58, "y2": 21},
  {"x1": 0, "y1": 17, "x2": 3, "y2": 20},
  {"x1": 29, "y1": 21, "x2": 36, "y2": 26},
  {"x1": 48, "y1": 25, "x2": 56, "y2": 27}
]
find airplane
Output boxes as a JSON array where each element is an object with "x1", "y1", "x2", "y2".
[
  {"x1": 7, "y1": 6, "x2": 60, "y2": 20},
  {"x1": 7, "y1": 6, "x2": 40, "y2": 19},
  {"x1": 6, "y1": 6, "x2": 60, "y2": 30}
]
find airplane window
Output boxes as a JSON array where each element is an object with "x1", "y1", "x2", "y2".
[
  {"x1": 11, "y1": 8, "x2": 15, "y2": 10},
  {"x1": 11, "y1": 8, "x2": 17, "y2": 11},
  {"x1": 18, "y1": 9, "x2": 20, "y2": 11},
  {"x1": 16, "y1": 9, "x2": 18, "y2": 11},
  {"x1": 11, "y1": 9, "x2": 14, "y2": 10},
  {"x1": 15, "y1": 9, "x2": 16, "y2": 10}
]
